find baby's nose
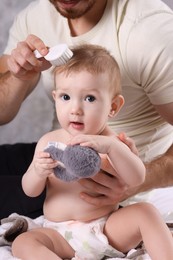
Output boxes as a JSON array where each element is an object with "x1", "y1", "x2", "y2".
[{"x1": 71, "y1": 102, "x2": 83, "y2": 115}]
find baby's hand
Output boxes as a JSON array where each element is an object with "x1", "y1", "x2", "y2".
[
  {"x1": 69, "y1": 134, "x2": 114, "y2": 154},
  {"x1": 33, "y1": 151, "x2": 59, "y2": 178}
]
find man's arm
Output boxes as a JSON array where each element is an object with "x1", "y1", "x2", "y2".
[
  {"x1": 79, "y1": 102, "x2": 173, "y2": 205},
  {"x1": 0, "y1": 56, "x2": 40, "y2": 124},
  {"x1": 146, "y1": 144, "x2": 173, "y2": 189},
  {"x1": 143, "y1": 102, "x2": 173, "y2": 188},
  {"x1": 122, "y1": 144, "x2": 173, "y2": 201},
  {"x1": 0, "y1": 35, "x2": 50, "y2": 125}
]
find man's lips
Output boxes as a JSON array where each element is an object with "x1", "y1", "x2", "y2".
[{"x1": 59, "y1": 0, "x2": 80, "y2": 8}]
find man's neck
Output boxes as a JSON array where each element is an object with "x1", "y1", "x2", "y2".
[{"x1": 68, "y1": 0, "x2": 107, "y2": 36}]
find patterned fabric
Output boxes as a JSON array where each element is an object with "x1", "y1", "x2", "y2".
[{"x1": 44, "y1": 216, "x2": 125, "y2": 260}]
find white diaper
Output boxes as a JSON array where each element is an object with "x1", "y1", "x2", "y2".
[{"x1": 43, "y1": 216, "x2": 124, "y2": 260}]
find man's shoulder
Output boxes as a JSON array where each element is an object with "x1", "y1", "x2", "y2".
[{"x1": 124, "y1": 0, "x2": 172, "y2": 20}]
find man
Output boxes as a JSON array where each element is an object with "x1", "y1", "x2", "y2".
[{"x1": 0, "y1": 0, "x2": 173, "y2": 218}]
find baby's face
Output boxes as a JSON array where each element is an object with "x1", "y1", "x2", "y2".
[{"x1": 52, "y1": 70, "x2": 113, "y2": 136}]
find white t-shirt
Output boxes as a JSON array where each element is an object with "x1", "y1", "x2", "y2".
[{"x1": 4, "y1": 0, "x2": 173, "y2": 164}]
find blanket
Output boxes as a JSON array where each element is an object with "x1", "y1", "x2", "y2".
[
  {"x1": 0, "y1": 246, "x2": 151, "y2": 260},
  {"x1": 0, "y1": 213, "x2": 151, "y2": 260}
]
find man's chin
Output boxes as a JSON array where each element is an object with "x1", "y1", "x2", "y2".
[
  {"x1": 49, "y1": 0, "x2": 96, "y2": 19},
  {"x1": 51, "y1": 5, "x2": 82, "y2": 19}
]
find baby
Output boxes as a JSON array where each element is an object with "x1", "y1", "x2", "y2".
[{"x1": 12, "y1": 44, "x2": 173, "y2": 260}]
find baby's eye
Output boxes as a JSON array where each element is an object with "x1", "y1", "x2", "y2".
[
  {"x1": 61, "y1": 94, "x2": 70, "y2": 101},
  {"x1": 85, "y1": 95, "x2": 96, "y2": 102}
]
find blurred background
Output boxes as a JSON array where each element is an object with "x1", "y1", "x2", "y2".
[{"x1": 0, "y1": 0, "x2": 173, "y2": 144}]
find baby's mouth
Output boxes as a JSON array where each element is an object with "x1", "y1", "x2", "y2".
[{"x1": 70, "y1": 121, "x2": 84, "y2": 129}]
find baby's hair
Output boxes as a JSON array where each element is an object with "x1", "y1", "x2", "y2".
[{"x1": 54, "y1": 44, "x2": 121, "y2": 95}]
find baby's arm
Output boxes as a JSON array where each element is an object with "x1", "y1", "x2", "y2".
[
  {"x1": 69, "y1": 135, "x2": 145, "y2": 188},
  {"x1": 22, "y1": 137, "x2": 58, "y2": 197}
]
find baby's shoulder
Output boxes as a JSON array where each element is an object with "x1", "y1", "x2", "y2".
[
  {"x1": 101, "y1": 125, "x2": 118, "y2": 137},
  {"x1": 38, "y1": 129, "x2": 68, "y2": 147}
]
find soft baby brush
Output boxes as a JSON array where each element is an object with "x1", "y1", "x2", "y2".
[{"x1": 34, "y1": 43, "x2": 73, "y2": 66}]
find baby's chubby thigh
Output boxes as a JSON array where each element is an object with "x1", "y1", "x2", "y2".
[
  {"x1": 12, "y1": 227, "x2": 75, "y2": 260},
  {"x1": 104, "y1": 204, "x2": 144, "y2": 253}
]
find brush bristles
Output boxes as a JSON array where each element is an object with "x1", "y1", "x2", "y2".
[{"x1": 51, "y1": 48, "x2": 73, "y2": 66}]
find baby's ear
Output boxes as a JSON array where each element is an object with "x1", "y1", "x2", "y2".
[
  {"x1": 109, "y1": 95, "x2": 124, "y2": 117},
  {"x1": 109, "y1": 95, "x2": 124, "y2": 118}
]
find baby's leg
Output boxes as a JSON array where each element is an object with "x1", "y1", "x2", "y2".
[
  {"x1": 104, "y1": 202, "x2": 173, "y2": 260},
  {"x1": 12, "y1": 227, "x2": 75, "y2": 260}
]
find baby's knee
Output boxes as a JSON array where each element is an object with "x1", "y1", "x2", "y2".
[
  {"x1": 134, "y1": 202, "x2": 160, "y2": 217},
  {"x1": 136, "y1": 201, "x2": 156, "y2": 210},
  {"x1": 12, "y1": 232, "x2": 29, "y2": 256},
  {"x1": 12, "y1": 229, "x2": 42, "y2": 257}
]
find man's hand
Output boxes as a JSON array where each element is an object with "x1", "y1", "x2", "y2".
[
  {"x1": 7, "y1": 34, "x2": 51, "y2": 81},
  {"x1": 118, "y1": 132, "x2": 138, "y2": 156},
  {"x1": 78, "y1": 132, "x2": 141, "y2": 206},
  {"x1": 79, "y1": 154, "x2": 128, "y2": 206},
  {"x1": 0, "y1": 34, "x2": 51, "y2": 124}
]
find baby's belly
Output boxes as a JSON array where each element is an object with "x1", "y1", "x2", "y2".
[{"x1": 43, "y1": 192, "x2": 115, "y2": 222}]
